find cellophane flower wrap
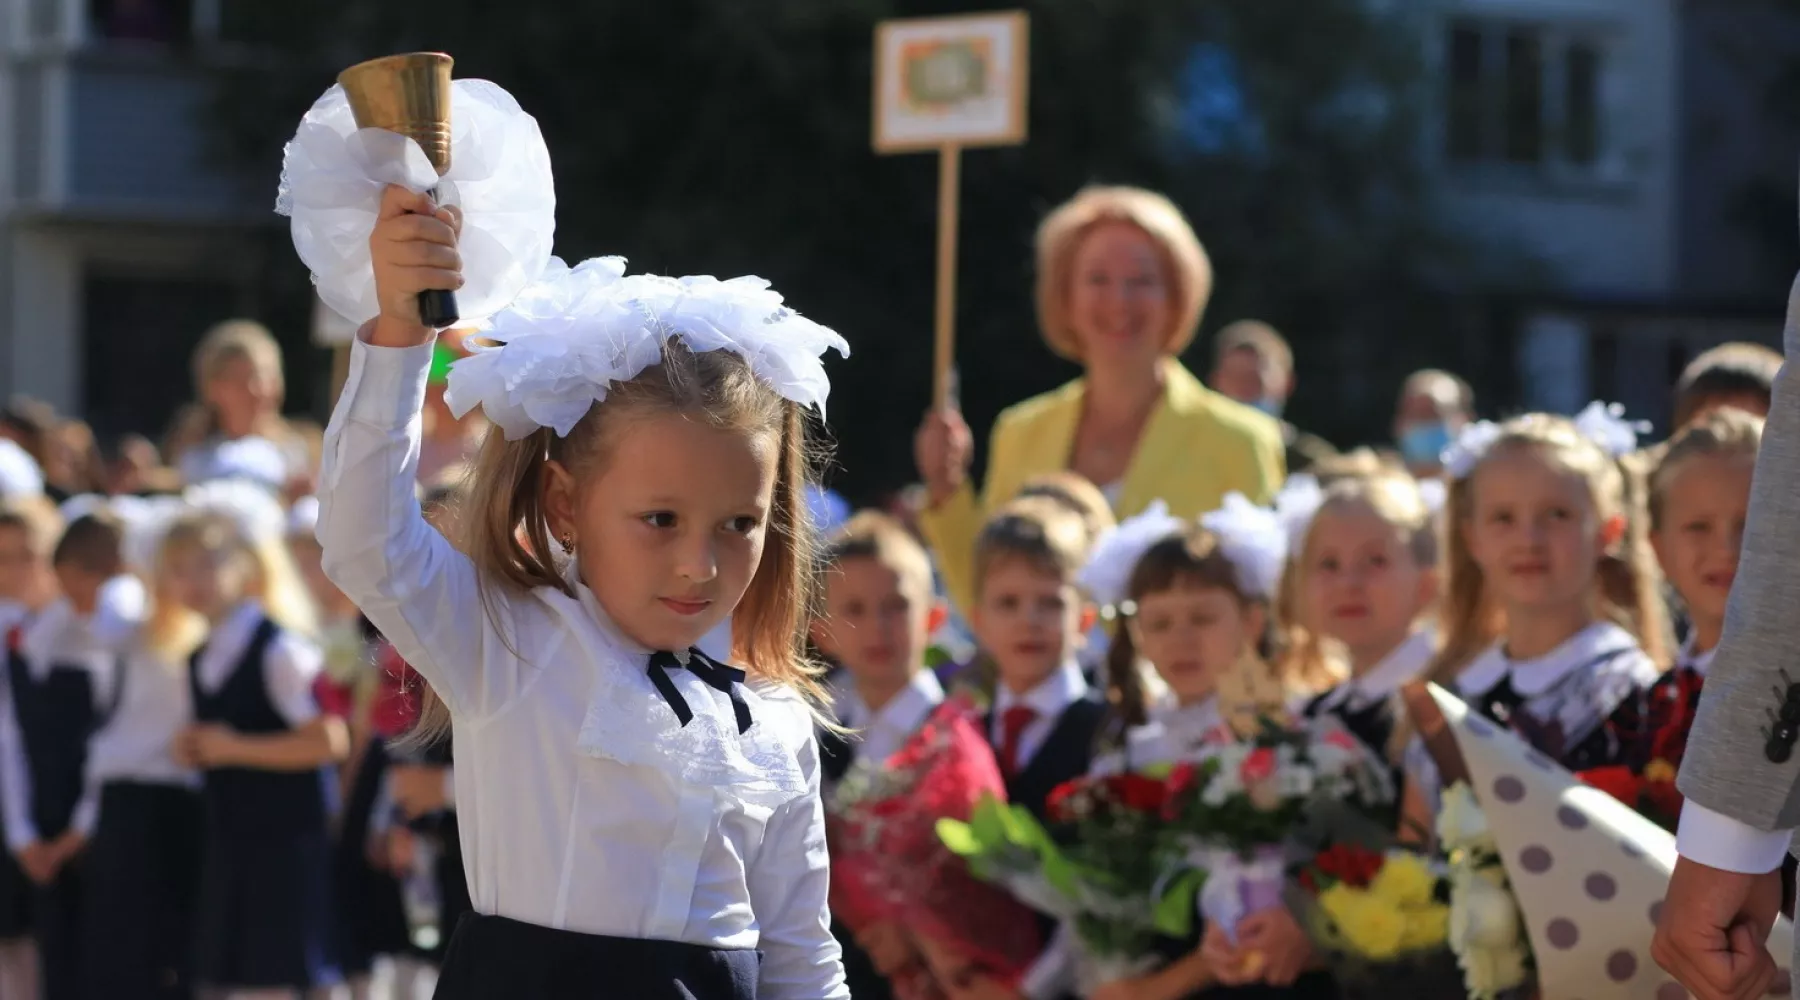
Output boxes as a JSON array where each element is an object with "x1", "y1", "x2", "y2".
[
  {"x1": 937, "y1": 765, "x2": 1189, "y2": 985},
  {"x1": 1437, "y1": 782, "x2": 1534, "y2": 1000},
  {"x1": 827, "y1": 697, "x2": 1039, "y2": 1000},
  {"x1": 1159, "y1": 717, "x2": 1395, "y2": 944},
  {"x1": 1288, "y1": 844, "x2": 1463, "y2": 1000},
  {"x1": 276, "y1": 78, "x2": 557, "y2": 327}
]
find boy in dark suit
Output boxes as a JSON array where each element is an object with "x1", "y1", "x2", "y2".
[{"x1": 958, "y1": 498, "x2": 1105, "y2": 999}]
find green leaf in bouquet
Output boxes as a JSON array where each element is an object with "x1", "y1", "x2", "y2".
[
  {"x1": 1039, "y1": 842, "x2": 1082, "y2": 896},
  {"x1": 967, "y1": 795, "x2": 1013, "y2": 848},
  {"x1": 1153, "y1": 868, "x2": 1206, "y2": 937},
  {"x1": 937, "y1": 818, "x2": 982, "y2": 858}
]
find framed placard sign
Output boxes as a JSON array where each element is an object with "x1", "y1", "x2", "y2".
[
  {"x1": 873, "y1": 11, "x2": 1029, "y2": 408},
  {"x1": 873, "y1": 11, "x2": 1028, "y2": 153}
]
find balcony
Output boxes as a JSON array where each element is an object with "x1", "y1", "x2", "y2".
[{"x1": 7, "y1": 0, "x2": 265, "y2": 224}]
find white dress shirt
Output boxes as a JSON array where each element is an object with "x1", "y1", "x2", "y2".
[
  {"x1": 0, "y1": 603, "x2": 32, "y2": 852},
  {"x1": 1406, "y1": 622, "x2": 1659, "y2": 819},
  {"x1": 1312, "y1": 628, "x2": 1435, "y2": 715},
  {"x1": 990, "y1": 660, "x2": 1089, "y2": 770},
  {"x1": 192, "y1": 601, "x2": 323, "y2": 728},
  {"x1": 317, "y1": 339, "x2": 845, "y2": 998},
  {"x1": 838, "y1": 670, "x2": 943, "y2": 767}
]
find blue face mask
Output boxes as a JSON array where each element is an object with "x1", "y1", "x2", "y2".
[
  {"x1": 1399, "y1": 422, "x2": 1454, "y2": 466},
  {"x1": 1250, "y1": 396, "x2": 1284, "y2": 419}
]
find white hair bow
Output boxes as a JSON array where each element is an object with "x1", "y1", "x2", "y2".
[
  {"x1": 1571, "y1": 400, "x2": 1650, "y2": 458},
  {"x1": 1199, "y1": 492, "x2": 1288, "y2": 600},
  {"x1": 1075, "y1": 499, "x2": 1186, "y2": 611},
  {"x1": 445, "y1": 257, "x2": 850, "y2": 440}
]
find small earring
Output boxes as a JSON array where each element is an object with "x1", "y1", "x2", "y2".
[{"x1": 558, "y1": 532, "x2": 574, "y2": 555}]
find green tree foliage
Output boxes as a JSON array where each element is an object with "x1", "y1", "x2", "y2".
[{"x1": 213, "y1": 0, "x2": 1495, "y2": 500}]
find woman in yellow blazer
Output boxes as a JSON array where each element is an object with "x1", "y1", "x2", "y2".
[{"x1": 915, "y1": 185, "x2": 1285, "y2": 616}]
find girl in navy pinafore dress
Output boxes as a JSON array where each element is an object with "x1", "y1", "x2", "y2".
[
  {"x1": 162, "y1": 511, "x2": 346, "y2": 999},
  {"x1": 77, "y1": 565, "x2": 202, "y2": 1000},
  {"x1": 0, "y1": 495, "x2": 61, "y2": 1000}
]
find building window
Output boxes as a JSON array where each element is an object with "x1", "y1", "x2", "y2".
[{"x1": 1444, "y1": 18, "x2": 1612, "y2": 175}]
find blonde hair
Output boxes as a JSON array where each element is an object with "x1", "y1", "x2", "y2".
[
  {"x1": 1034, "y1": 186, "x2": 1213, "y2": 362},
  {"x1": 972, "y1": 497, "x2": 1091, "y2": 595},
  {"x1": 406, "y1": 339, "x2": 825, "y2": 743},
  {"x1": 1277, "y1": 469, "x2": 1437, "y2": 692},
  {"x1": 823, "y1": 510, "x2": 934, "y2": 602},
  {"x1": 1649, "y1": 408, "x2": 1764, "y2": 532},
  {"x1": 0, "y1": 495, "x2": 64, "y2": 558},
  {"x1": 1015, "y1": 471, "x2": 1116, "y2": 552},
  {"x1": 1423, "y1": 414, "x2": 1670, "y2": 688},
  {"x1": 165, "y1": 320, "x2": 291, "y2": 460},
  {"x1": 1309, "y1": 447, "x2": 1405, "y2": 487},
  {"x1": 146, "y1": 512, "x2": 318, "y2": 660}
]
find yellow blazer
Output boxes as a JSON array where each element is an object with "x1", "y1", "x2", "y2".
[{"x1": 920, "y1": 358, "x2": 1286, "y2": 616}]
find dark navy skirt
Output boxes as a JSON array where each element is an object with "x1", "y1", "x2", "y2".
[
  {"x1": 333, "y1": 741, "x2": 410, "y2": 973},
  {"x1": 36, "y1": 860, "x2": 83, "y2": 1000},
  {"x1": 80, "y1": 781, "x2": 202, "y2": 1000},
  {"x1": 433, "y1": 914, "x2": 760, "y2": 1000},
  {"x1": 0, "y1": 767, "x2": 29, "y2": 940},
  {"x1": 193, "y1": 828, "x2": 339, "y2": 990}
]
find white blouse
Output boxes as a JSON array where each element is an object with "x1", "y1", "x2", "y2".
[{"x1": 317, "y1": 339, "x2": 845, "y2": 999}]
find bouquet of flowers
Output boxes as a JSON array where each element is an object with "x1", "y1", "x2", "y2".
[
  {"x1": 1574, "y1": 758, "x2": 1682, "y2": 832},
  {"x1": 938, "y1": 766, "x2": 1188, "y2": 986},
  {"x1": 1574, "y1": 666, "x2": 1702, "y2": 832},
  {"x1": 1159, "y1": 718, "x2": 1396, "y2": 944},
  {"x1": 1289, "y1": 844, "x2": 1462, "y2": 1000},
  {"x1": 828, "y1": 698, "x2": 1040, "y2": 1000},
  {"x1": 1401, "y1": 681, "x2": 1792, "y2": 1000},
  {"x1": 1436, "y1": 782, "x2": 1533, "y2": 1000}
]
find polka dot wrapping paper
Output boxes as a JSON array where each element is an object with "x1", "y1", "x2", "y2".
[{"x1": 1425, "y1": 684, "x2": 1795, "y2": 1000}]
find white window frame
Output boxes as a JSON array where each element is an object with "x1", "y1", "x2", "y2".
[{"x1": 1438, "y1": 15, "x2": 1629, "y2": 187}]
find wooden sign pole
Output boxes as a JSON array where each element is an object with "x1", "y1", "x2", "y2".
[
  {"x1": 872, "y1": 11, "x2": 1029, "y2": 414},
  {"x1": 933, "y1": 144, "x2": 962, "y2": 411}
]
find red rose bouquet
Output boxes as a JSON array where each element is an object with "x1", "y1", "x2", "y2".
[{"x1": 828, "y1": 697, "x2": 1040, "y2": 1000}]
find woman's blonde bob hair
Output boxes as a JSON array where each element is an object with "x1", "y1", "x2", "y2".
[{"x1": 1034, "y1": 185, "x2": 1214, "y2": 362}]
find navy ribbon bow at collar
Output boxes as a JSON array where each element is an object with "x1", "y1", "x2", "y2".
[{"x1": 648, "y1": 648, "x2": 754, "y2": 735}]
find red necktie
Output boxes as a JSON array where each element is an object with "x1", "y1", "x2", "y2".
[{"x1": 999, "y1": 705, "x2": 1039, "y2": 779}]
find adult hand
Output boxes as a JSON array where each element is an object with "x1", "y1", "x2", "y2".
[
  {"x1": 914, "y1": 406, "x2": 973, "y2": 508},
  {"x1": 1652, "y1": 855, "x2": 1783, "y2": 1000}
]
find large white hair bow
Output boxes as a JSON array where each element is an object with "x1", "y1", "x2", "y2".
[
  {"x1": 1571, "y1": 400, "x2": 1650, "y2": 458},
  {"x1": 276, "y1": 78, "x2": 556, "y2": 327},
  {"x1": 1198, "y1": 492, "x2": 1288, "y2": 600},
  {"x1": 0, "y1": 440, "x2": 43, "y2": 500},
  {"x1": 445, "y1": 257, "x2": 850, "y2": 440},
  {"x1": 1075, "y1": 499, "x2": 1185, "y2": 610}
]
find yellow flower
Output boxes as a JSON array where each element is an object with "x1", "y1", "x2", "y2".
[
  {"x1": 1341, "y1": 900, "x2": 1407, "y2": 961},
  {"x1": 1318, "y1": 884, "x2": 1360, "y2": 926},
  {"x1": 1401, "y1": 904, "x2": 1450, "y2": 950},
  {"x1": 1323, "y1": 885, "x2": 1407, "y2": 961},
  {"x1": 1645, "y1": 758, "x2": 1677, "y2": 784},
  {"x1": 1369, "y1": 853, "x2": 1436, "y2": 908}
]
